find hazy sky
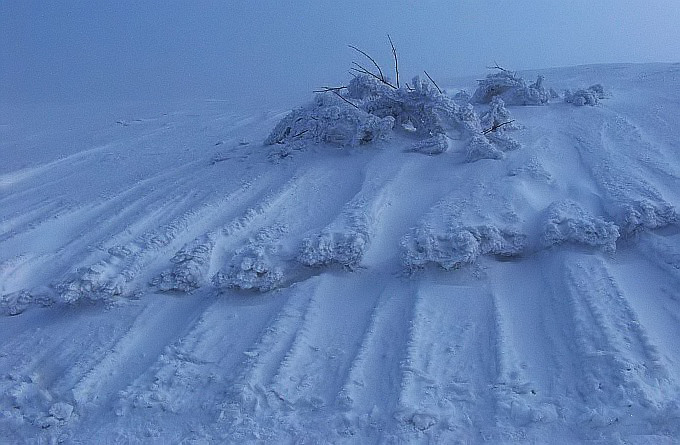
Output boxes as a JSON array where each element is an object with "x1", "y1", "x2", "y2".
[{"x1": 2, "y1": 1, "x2": 679, "y2": 107}]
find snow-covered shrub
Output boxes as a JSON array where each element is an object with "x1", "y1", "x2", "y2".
[
  {"x1": 564, "y1": 84, "x2": 607, "y2": 106},
  {"x1": 472, "y1": 71, "x2": 550, "y2": 105},
  {"x1": 298, "y1": 229, "x2": 368, "y2": 270},
  {"x1": 402, "y1": 224, "x2": 526, "y2": 271},
  {"x1": 543, "y1": 200, "x2": 620, "y2": 252},
  {"x1": 265, "y1": 92, "x2": 395, "y2": 147}
]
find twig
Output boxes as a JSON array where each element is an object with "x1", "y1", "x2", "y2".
[
  {"x1": 405, "y1": 82, "x2": 414, "y2": 92},
  {"x1": 330, "y1": 90, "x2": 360, "y2": 109},
  {"x1": 482, "y1": 120, "x2": 515, "y2": 134},
  {"x1": 292, "y1": 129, "x2": 309, "y2": 138},
  {"x1": 387, "y1": 34, "x2": 399, "y2": 88},
  {"x1": 348, "y1": 44, "x2": 386, "y2": 83},
  {"x1": 423, "y1": 70, "x2": 443, "y2": 94}
]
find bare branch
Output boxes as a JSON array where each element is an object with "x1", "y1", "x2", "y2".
[
  {"x1": 487, "y1": 61, "x2": 510, "y2": 73},
  {"x1": 405, "y1": 82, "x2": 414, "y2": 92},
  {"x1": 423, "y1": 70, "x2": 443, "y2": 94},
  {"x1": 348, "y1": 44, "x2": 386, "y2": 83},
  {"x1": 313, "y1": 86, "x2": 348, "y2": 93},
  {"x1": 482, "y1": 120, "x2": 515, "y2": 135},
  {"x1": 292, "y1": 129, "x2": 309, "y2": 139},
  {"x1": 387, "y1": 34, "x2": 399, "y2": 88}
]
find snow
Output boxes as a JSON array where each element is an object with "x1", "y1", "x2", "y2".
[{"x1": 2, "y1": 63, "x2": 680, "y2": 443}]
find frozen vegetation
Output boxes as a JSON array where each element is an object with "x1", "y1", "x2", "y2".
[{"x1": 2, "y1": 63, "x2": 680, "y2": 444}]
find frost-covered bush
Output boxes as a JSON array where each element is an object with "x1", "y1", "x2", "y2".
[
  {"x1": 479, "y1": 97, "x2": 518, "y2": 133},
  {"x1": 543, "y1": 200, "x2": 620, "y2": 252},
  {"x1": 564, "y1": 84, "x2": 607, "y2": 106},
  {"x1": 266, "y1": 73, "x2": 487, "y2": 155},
  {"x1": 265, "y1": 93, "x2": 395, "y2": 147},
  {"x1": 472, "y1": 71, "x2": 550, "y2": 105},
  {"x1": 348, "y1": 74, "x2": 481, "y2": 138},
  {"x1": 402, "y1": 224, "x2": 526, "y2": 271}
]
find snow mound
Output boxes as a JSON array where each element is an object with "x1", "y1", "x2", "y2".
[
  {"x1": 472, "y1": 70, "x2": 550, "y2": 105},
  {"x1": 542, "y1": 200, "x2": 620, "y2": 251},
  {"x1": 564, "y1": 84, "x2": 607, "y2": 106},
  {"x1": 402, "y1": 224, "x2": 526, "y2": 270}
]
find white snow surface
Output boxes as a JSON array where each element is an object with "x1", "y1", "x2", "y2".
[{"x1": 2, "y1": 64, "x2": 680, "y2": 443}]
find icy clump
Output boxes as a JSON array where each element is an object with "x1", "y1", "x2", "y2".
[
  {"x1": 564, "y1": 84, "x2": 607, "y2": 106},
  {"x1": 543, "y1": 200, "x2": 620, "y2": 252},
  {"x1": 619, "y1": 199, "x2": 678, "y2": 236},
  {"x1": 466, "y1": 134, "x2": 504, "y2": 162},
  {"x1": 153, "y1": 236, "x2": 215, "y2": 292},
  {"x1": 409, "y1": 133, "x2": 450, "y2": 155},
  {"x1": 265, "y1": 92, "x2": 395, "y2": 147},
  {"x1": 472, "y1": 71, "x2": 550, "y2": 105},
  {"x1": 298, "y1": 229, "x2": 368, "y2": 270},
  {"x1": 213, "y1": 244, "x2": 284, "y2": 292},
  {"x1": 402, "y1": 224, "x2": 526, "y2": 270},
  {"x1": 53, "y1": 263, "x2": 128, "y2": 304}
]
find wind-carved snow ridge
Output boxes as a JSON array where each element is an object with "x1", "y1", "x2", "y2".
[
  {"x1": 402, "y1": 224, "x2": 527, "y2": 271},
  {"x1": 213, "y1": 225, "x2": 288, "y2": 292},
  {"x1": 153, "y1": 234, "x2": 216, "y2": 292},
  {"x1": 542, "y1": 200, "x2": 620, "y2": 252}
]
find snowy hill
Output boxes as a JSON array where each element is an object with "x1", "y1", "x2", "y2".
[{"x1": 2, "y1": 63, "x2": 680, "y2": 443}]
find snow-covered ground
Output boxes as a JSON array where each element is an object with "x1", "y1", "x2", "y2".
[{"x1": 2, "y1": 63, "x2": 680, "y2": 443}]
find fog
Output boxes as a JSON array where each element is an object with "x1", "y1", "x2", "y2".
[{"x1": 2, "y1": 1, "x2": 679, "y2": 108}]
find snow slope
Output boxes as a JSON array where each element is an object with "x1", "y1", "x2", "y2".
[{"x1": 2, "y1": 63, "x2": 680, "y2": 443}]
